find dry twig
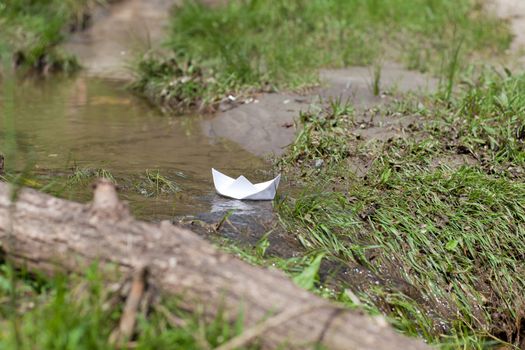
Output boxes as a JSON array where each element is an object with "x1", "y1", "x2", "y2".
[{"x1": 109, "y1": 266, "x2": 148, "y2": 346}]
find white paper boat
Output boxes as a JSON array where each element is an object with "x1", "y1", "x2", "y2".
[{"x1": 212, "y1": 168, "x2": 281, "y2": 200}]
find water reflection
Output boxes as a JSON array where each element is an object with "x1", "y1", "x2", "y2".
[
  {"x1": 0, "y1": 76, "x2": 269, "y2": 220},
  {"x1": 210, "y1": 196, "x2": 273, "y2": 215}
]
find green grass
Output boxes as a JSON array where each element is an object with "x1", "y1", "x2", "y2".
[
  {"x1": 285, "y1": 99, "x2": 355, "y2": 166},
  {"x1": 140, "y1": 169, "x2": 181, "y2": 197},
  {"x1": 68, "y1": 167, "x2": 116, "y2": 184},
  {"x1": 0, "y1": 264, "x2": 258, "y2": 350},
  {"x1": 132, "y1": 0, "x2": 510, "y2": 112},
  {"x1": 1, "y1": 2, "x2": 522, "y2": 347},
  {"x1": 0, "y1": 0, "x2": 96, "y2": 73},
  {"x1": 438, "y1": 70, "x2": 525, "y2": 165},
  {"x1": 275, "y1": 70, "x2": 525, "y2": 348}
]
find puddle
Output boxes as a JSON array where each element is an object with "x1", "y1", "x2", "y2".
[{"x1": 0, "y1": 76, "x2": 276, "y2": 221}]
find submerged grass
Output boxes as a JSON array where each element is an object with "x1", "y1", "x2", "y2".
[
  {"x1": 133, "y1": 0, "x2": 510, "y2": 112},
  {"x1": 66, "y1": 167, "x2": 181, "y2": 198},
  {"x1": 276, "y1": 70, "x2": 525, "y2": 348},
  {"x1": 2, "y1": 166, "x2": 182, "y2": 201},
  {"x1": 137, "y1": 169, "x2": 181, "y2": 197},
  {"x1": 68, "y1": 167, "x2": 116, "y2": 184}
]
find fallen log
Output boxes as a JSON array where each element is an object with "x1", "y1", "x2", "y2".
[{"x1": 0, "y1": 180, "x2": 428, "y2": 349}]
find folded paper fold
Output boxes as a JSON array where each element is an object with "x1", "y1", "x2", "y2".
[{"x1": 212, "y1": 168, "x2": 281, "y2": 200}]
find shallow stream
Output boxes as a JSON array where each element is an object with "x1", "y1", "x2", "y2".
[{"x1": 0, "y1": 76, "x2": 277, "y2": 223}]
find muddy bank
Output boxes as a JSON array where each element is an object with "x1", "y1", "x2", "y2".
[{"x1": 203, "y1": 63, "x2": 437, "y2": 157}]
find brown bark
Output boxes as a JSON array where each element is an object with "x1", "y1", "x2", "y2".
[{"x1": 0, "y1": 181, "x2": 429, "y2": 350}]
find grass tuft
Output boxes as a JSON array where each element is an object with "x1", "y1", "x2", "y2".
[
  {"x1": 133, "y1": 0, "x2": 510, "y2": 112},
  {"x1": 0, "y1": 0, "x2": 97, "y2": 73},
  {"x1": 135, "y1": 169, "x2": 181, "y2": 197}
]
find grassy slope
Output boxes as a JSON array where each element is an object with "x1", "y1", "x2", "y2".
[
  {"x1": 0, "y1": 0, "x2": 93, "y2": 72},
  {"x1": 132, "y1": 0, "x2": 509, "y2": 112},
  {"x1": 276, "y1": 70, "x2": 525, "y2": 348}
]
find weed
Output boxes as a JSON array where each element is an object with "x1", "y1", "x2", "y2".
[
  {"x1": 372, "y1": 63, "x2": 382, "y2": 97},
  {"x1": 135, "y1": 169, "x2": 180, "y2": 197},
  {"x1": 281, "y1": 99, "x2": 354, "y2": 166},
  {"x1": 440, "y1": 36, "x2": 464, "y2": 101},
  {"x1": 431, "y1": 71, "x2": 525, "y2": 166},
  {"x1": 131, "y1": 53, "x2": 211, "y2": 112},
  {"x1": 293, "y1": 253, "x2": 324, "y2": 291},
  {"x1": 0, "y1": 263, "x2": 259, "y2": 350},
  {"x1": 277, "y1": 70, "x2": 525, "y2": 347},
  {"x1": 133, "y1": 0, "x2": 510, "y2": 111},
  {"x1": 67, "y1": 167, "x2": 116, "y2": 185}
]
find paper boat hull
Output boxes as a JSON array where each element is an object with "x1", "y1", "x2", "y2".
[{"x1": 212, "y1": 168, "x2": 280, "y2": 200}]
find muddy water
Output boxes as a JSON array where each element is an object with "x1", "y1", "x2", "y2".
[{"x1": 0, "y1": 76, "x2": 276, "y2": 221}]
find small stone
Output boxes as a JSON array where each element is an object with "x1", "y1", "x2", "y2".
[
  {"x1": 219, "y1": 102, "x2": 231, "y2": 112},
  {"x1": 314, "y1": 159, "x2": 324, "y2": 168}
]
